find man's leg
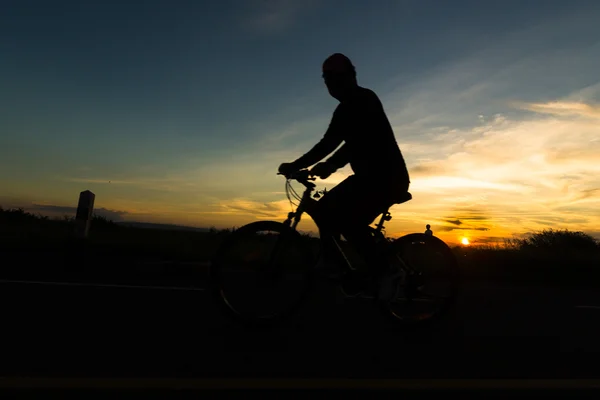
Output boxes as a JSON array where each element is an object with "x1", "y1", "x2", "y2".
[
  {"x1": 340, "y1": 227, "x2": 385, "y2": 275},
  {"x1": 338, "y1": 213, "x2": 393, "y2": 296},
  {"x1": 310, "y1": 178, "x2": 357, "y2": 276},
  {"x1": 311, "y1": 176, "x2": 393, "y2": 286}
]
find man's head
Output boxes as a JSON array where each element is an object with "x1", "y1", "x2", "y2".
[
  {"x1": 426, "y1": 224, "x2": 431, "y2": 229},
  {"x1": 322, "y1": 53, "x2": 357, "y2": 101}
]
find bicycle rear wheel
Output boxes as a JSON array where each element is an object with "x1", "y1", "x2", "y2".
[
  {"x1": 380, "y1": 233, "x2": 459, "y2": 326},
  {"x1": 210, "y1": 221, "x2": 316, "y2": 327}
]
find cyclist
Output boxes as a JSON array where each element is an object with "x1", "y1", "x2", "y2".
[{"x1": 278, "y1": 53, "x2": 411, "y2": 301}]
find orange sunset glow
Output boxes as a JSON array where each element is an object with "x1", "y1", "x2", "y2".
[{"x1": 1, "y1": 3, "x2": 598, "y2": 249}]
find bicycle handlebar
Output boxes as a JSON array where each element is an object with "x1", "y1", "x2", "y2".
[
  {"x1": 277, "y1": 169, "x2": 316, "y2": 181},
  {"x1": 277, "y1": 169, "x2": 317, "y2": 188}
]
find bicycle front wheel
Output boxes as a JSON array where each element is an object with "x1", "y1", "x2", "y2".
[{"x1": 209, "y1": 221, "x2": 316, "y2": 327}]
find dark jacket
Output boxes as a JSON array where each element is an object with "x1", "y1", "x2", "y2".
[{"x1": 292, "y1": 86, "x2": 410, "y2": 190}]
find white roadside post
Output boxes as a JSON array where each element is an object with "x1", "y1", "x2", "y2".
[{"x1": 75, "y1": 190, "x2": 95, "y2": 239}]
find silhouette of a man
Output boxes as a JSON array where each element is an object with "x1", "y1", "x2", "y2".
[
  {"x1": 278, "y1": 53, "x2": 410, "y2": 300},
  {"x1": 425, "y1": 224, "x2": 433, "y2": 236}
]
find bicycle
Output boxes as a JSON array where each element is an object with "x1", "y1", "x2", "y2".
[{"x1": 209, "y1": 169, "x2": 459, "y2": 327}]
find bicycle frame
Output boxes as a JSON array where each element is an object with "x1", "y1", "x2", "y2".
[
  {"x1": 280, "y1": 171, "x2": 393, "y2": 273},
  {"x1": 282, "y1": 171, "x2": 392, "y2": 233}
]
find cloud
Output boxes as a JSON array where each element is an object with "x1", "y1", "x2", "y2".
[
  {"x1": 380, "y1": 8, "x2": 600, "y2": 144},
  {"x1": 212, "y1": 198, "x2": 290, "y2": 219},
  {"x1": 365, "y1": 28, "x2": 600, "y2": 243},
  {"x1": 436, "y1": 213, "x2": 491, "y2": 233},
  {"x1": 576, "y1": 188, "x2": 600, "y2": 201},
  {"x1": 410, "y1": 163, "x2": 445, "y2": 177},
  {"x1": 517, "y1": 101, "x2": 600, "y2": 119},
  {"x1": 397, "y1": 102, "x2": 599, "y2": 238},
  {"x1": 62, "y1": 176, "x2": 193, "y2": 191},
  {"x1": 436, "y1": 226, "x2": 490, "y2": 232},
  {"x1": 65, "y1": 178, "x2": 135, "y2": 185},
  {"x1": 245, "y1": 0, "x2": 318, "y2": 33}
]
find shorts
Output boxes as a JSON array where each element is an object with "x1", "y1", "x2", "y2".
[{"x1": 310, "y1": 174, "x2": 409, "y2": 233}]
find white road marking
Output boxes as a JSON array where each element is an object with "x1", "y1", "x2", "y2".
[
  {"x1": 137, "y1": 261, "x2": 210, "y2": 267},
  {"x1": 0, "y1": 279, "x2": 205, "y2": 292}
]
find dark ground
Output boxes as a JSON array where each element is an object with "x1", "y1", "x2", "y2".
[{"x1": 2, "y1": 259, "x2": 600, "y2": 383}]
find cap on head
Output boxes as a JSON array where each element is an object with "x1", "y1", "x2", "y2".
[{"x1": 322, "y1": 53, "x2": 355, "y2": 76}]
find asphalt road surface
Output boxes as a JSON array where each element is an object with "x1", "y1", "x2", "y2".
[{"x1": 2, "y1": 263, "x2": 600, "y2": 380}]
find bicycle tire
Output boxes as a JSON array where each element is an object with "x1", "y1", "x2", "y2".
[
  {"x1": 379, "y1": 233, "x2": 460, "y2": 327},
  {"x1": 209, "y1": 220, "x2": 316, "y2": 327}
]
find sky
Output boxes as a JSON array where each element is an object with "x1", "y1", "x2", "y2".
[{"x1": 1, "y1": 0, "x2": 599, "y2": 246}]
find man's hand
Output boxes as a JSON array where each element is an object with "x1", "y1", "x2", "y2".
[
  {"x1": 278, "y1": 162, "x2": 298, "y2": 177},
  {"x1": 310, "y1": 162, "x2": 337, "y2": 179}
]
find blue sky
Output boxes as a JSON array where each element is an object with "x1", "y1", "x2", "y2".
[{"x1": 1, "y1": 0, "x2": 599, "y2": 244}]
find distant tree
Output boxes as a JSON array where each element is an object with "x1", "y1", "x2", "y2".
[
  {"x1": 0, "y1": 207, "x2": 37, "y2": 223},
  {"x1": 511, "y1": 229, "x2": 599, "y2": 253},
  {"x1": 208, "y1": 226, "x2": 236, "y2": 237},
  {"x1": 92, "y1": 214, "x2": 120, "y2": 231}
]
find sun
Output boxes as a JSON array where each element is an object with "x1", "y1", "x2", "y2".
[{"x1": 461, "y1": 237, "x2": 470, "y2": 246}]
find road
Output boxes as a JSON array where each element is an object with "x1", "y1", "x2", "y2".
[{"x1": 2, "y1": 263, "x2": 600, "y2": 380}]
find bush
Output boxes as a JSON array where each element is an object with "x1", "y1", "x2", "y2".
[
  {"x1": 0, "y1": 207, "x2": 39, "y2": 223},
  {"x1": 507, "y1": 229, "x2": 599, "y2": 253},
  {"x1": 91, "y1": 214, "x2": 120, "y2": 232}
]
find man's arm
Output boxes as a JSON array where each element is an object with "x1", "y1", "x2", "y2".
[
  {"x1": 325, "y1": 144, "x2": 350, "y2": 169},
  {"x1": 291, "y1": 109, "x2": 344, "y2": 170}
]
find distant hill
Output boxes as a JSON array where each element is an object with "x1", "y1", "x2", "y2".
[
  {"x1": 115, "y1": 221, "x2": 211, "y2": 233},
  {"x1": 115, "y1": 221, "x2": 318, "y2": 237}
]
